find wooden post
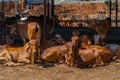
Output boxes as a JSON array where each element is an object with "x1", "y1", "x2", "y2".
[
  {"x1": 116, "y1": 0, "x2": 118, "y2": 27},
  {"x1": 1, "y1": 0, "x2": 4, "y2": 19},
  {"x1": 47, "y1": 0, "x2": 50, "y2": 17},
  {"x1": 44, "y1": 0, "x2": 47, "y2": 38},
  {"x1": 109, "y1": 0, "x2": 112, "y2": 27},
  {"x1": 51, "y1": 0, "x2": 54, "y2": 18}
]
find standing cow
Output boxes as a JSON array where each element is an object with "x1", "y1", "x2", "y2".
[{"x1": 86, "y1": 17, "x2": 111, "y2": 46}]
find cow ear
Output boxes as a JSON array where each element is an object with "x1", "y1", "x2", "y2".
[
  {"x1": 26, "y1": 45, "x2": 31, "y2": 53},
  {"x1": 24, "y1": 42, "x2": 31, "y2": 53}
]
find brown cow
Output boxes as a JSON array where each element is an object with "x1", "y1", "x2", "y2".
[
  {"x1": 40, "y1": 34, "x2": 65, "y2": 51},
  {"x1": 27, "y1": 22, "x2": 41, "y2": 45},
  {"x1": 40, "y1": 45, "x2": 67, "y2": 63},
  {"x1": 79, "y1": 35, "x2": 112, "y2": 56},
  {"x1": 74, "y1": 48, "x2": 112, "y2": 68},
  {"x1": 10, "y1": 14, "x2": 54, "y2": 44},
  {"x1": 73, "y1": 35, "x2": 113, "y2": 67},
  {"x1": 26, "y1": 14, "x2": 54, "y2": 35},
  {"x1": 0, "y1": 39, "x2": 40, "y2": 66},
  {"x1": 40, "y1": 36, "x2": 79, "y2": 66},
  {"x1": 86, "y1": 17, "x2": 111, "y2": 46}
]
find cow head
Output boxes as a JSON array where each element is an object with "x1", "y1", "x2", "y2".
[
  {"x1": 52, "y1": 34, "x2": 65, "y2": 45},
  {"x1": 71, "y1": 36, "x2": 79, "y2": 47},
  {"x1": 79, "y1": 35, "x2": 92, "y2": 45},
  {"x1": 72, "y1": 30, "x2": 80, "y2": 37},
  {"x1": 65, "y1": 39, "x2": 79, "y2": 66},
  {"x1": 24, "y1": 39, "x2": 41, "y2": 64},
  {"x1": 86, "y1": 19, "x2": 98, "y2": 29}
]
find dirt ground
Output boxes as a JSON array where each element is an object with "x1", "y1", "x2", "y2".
[{"x1": 0, "y1": 59, "x2": 119, "y2": 80}]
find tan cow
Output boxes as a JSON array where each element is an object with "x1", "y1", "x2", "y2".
[
  {"x1": 40, "y1": 45, "x2": 67, "y2": 63},
  {"x1": 79, "y1": 35, "x2": 112, "y2": 56},
  {"x1": 40, "y1": 36, "x2": 79, "y2": 66},
  {"x1": 0, "y1": 39, "x2": 40, "y2": 66},
  {"x1": 10, "y1": 14, "x2": 54, "y2": 45},
  {"x1": 27, "y1": 22, "x2": 41, "y2": 45},
  {"x1": 74, "y1": 48, "x2": 112, "y2": 68},
  {"x1": 40, "y1": 34, "x2": 65, "y2": 51}
]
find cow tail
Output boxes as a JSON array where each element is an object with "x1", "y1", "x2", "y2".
[{"x1": 35, "y1": 24, "x2": 39, "y2": 32}]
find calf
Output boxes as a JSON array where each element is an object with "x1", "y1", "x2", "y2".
[
  {"x1": 40, "y1": 34, "x2": 65, "y2": 51},
  {"x1": 0, "y1": 39, "x2": 40, "y2": 66},
  {"x1": 74, "y1": 48, "x2": 112, "y2": 68},
  {"x1": 86, "y1": 17, "x2": 111, "y2": 46},
  {"x1": 40, "y1": 45, "x2": 67, "y2": 63},
  {"x1": 27, "y1": 22, "x2": 41, "y2": 45},
  {"x1": 79, "y1": 35, "x2": 111, "y2": 54},
  {"x1": 74, "y1": 35, "x2": 113, "y2": 68},
  {"x1": 41, "y1": 36, "x2": 79, "y2": 66}
]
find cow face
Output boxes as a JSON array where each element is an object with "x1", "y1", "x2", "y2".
[
  {"x1": 52, "y1": 34, "x2": 65, "y2": 45},
  {"x1": 10, "y1": 24, "x2": 18, "y2": 35},
  {"x1": 71, "y1": 36, "x2": 79, "y2": 47},
  {"x1": 24, "y1": 40, "x2": 41, "y2": 64},
  {"x1": 80, "y1": 35, "x2": 92, "y2": 45},
  {"x1": 86, "y1": 19, "x2": 97, "y2": 29},
  {"x1": 65, "y1": 42, "x2": 78, "y2": 66},
  {"x1": 72, "y1": 30, "x2": 80, "y2": 37}
]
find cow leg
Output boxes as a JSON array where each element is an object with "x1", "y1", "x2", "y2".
[
  {"x1": 100, "y1": 34, "x2": 106, "y2": 46},
  {"x1": 94, "y1": 53, "x2": 106, "y2": 67},
  {"x1": 4, "y1": 62, "x2": 25, "y2": 67},
  {"x1": 57, "y1": 52, "x2": 64, "y2": 64},
  {"x1": 0, "y1": 50, "x2": 13, "y2": 62},
  {"x1": 64, "y1": 54, "x2": 71, "y2": 66},
  {"x1": 102, "y1": 37, "x2": 107, "y2": 46},
  {"x1": 18, "y1": 57, "x2": 30, "y2": 64},
  {"x1": 30, "y1": 52, "x2": 35, "y2": 64},
  {"x1": 37, "y1": 46, "x2": 41, "y2": 61},
  {"x1": 19, "y1": 58, "x2": 30, "y2": 64}
]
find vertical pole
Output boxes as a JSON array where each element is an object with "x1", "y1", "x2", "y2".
[
  {"x1": 116, "y1": 0, "x2": 118, "y2": 27},
  {"x1": 47, "y1": 0, "x2": 50, "y2": 17},
  {"x1": 51, "y1": 0, "x2": 54, "y2": 18},
  {"x1": 109, "y1": 0, "x2": 112, "y2": 27},
  {"x1": 44, "y1": 0, "x2": 47, "y2": 38},
  {"x1": 1, "y1": 0, "x2": 4, "y2": 19}
]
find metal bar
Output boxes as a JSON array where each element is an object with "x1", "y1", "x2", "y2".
[
  {"x1": 47, "y1": 0, "x2": 50, "y2": 17},
  {"x1": 109, "y1": 0, "x2": 112, "y2": 27},
  {"x1": 44, "y1": 0, "x2": 47, "y2": 38},
  {"x1": 1, "y1": 0, "x2": 4, "y2": 19},
  {"x1": 116, "y1": 0, "x2": 118, "y2": 27},
  {"x1": 51, "y1": 0, "x2": 54, "y2": 18}
]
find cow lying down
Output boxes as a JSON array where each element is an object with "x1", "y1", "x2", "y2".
[
  {"x1": 41, "y1": 36, "x2": 79, "y2": 66},
  {"x1": 0, "y1": 39, "x2": 40, "y2": 66},
  {"x1": 74, "y1": 48, "x2": 112, "y2": 68}
]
